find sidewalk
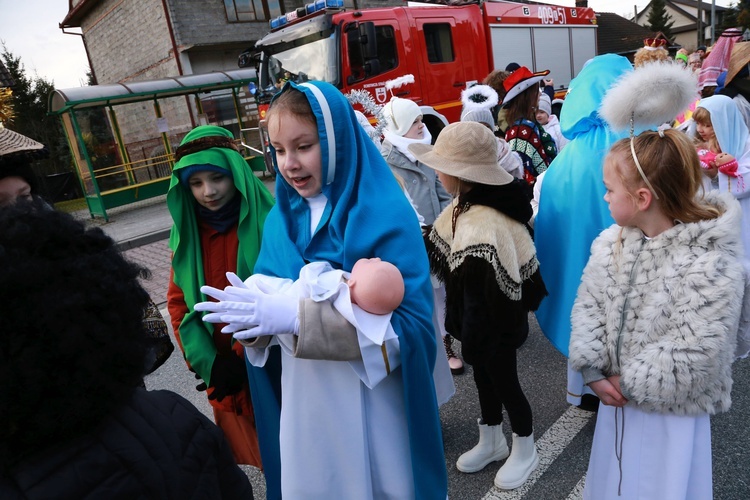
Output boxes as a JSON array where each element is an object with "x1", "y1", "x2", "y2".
[{"x1": 76, "y1": 175, "x2": 275, "y2": 307}]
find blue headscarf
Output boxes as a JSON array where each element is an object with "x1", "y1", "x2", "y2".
[
  {"x1": 254, "y1": 81, "x2": 447, "y2": 498},
  {"x1": 697, "y1": 94, "x2": 750, "y2": 158},
  {"x1": 535, "y1": 54, "x2": 634, "y2": 356}
]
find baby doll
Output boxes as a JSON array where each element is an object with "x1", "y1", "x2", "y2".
[
  {"x1": 199, "y1": 258, "x2": 405, "y2": 334},
  {"x1": 712, "y1": 153, "x2": 745, "y2": 190},
  {"x1": 697, "y1": 150, "x2": 746, "y2": 190},
  {"x1": 198, "y1": 258, "x2": 407, "y2": 388}
]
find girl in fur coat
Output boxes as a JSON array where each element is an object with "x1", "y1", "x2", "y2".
[
  {"x1": 411, "y1": 122, "x2": 548, "y2": 491},
  {"x1": 569, "y1": 130, "x2": 745, "y2": 499}
]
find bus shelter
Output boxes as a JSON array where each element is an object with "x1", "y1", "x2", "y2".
[{"x1": 48, "y1": 68, "x2": 269, "y2": 221}]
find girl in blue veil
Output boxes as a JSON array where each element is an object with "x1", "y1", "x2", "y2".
[
  {"x1": 534, "y1": 55, "x2": 634, "y2": 406},
  {"x1": 198, "y1": 81, "x2": 447, "y2": 499}
]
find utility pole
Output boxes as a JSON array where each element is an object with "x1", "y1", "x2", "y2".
[
  {"x1": 711, "y1": 0, "x2": 716, "y2": 44},
  {"x1": 698, "y1": 1, "x2": 703, "y2": 47}
]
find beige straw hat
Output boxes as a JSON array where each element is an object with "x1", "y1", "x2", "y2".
[
  {"x1": 408, "y1": 122, "x2": 514, "y2": 186},
  {"x1": 725, "y1": 41, "x2": 750, "y2": 85},
  {"x1": 0, "y1": 126, "x2": 45, "y2": 159}
]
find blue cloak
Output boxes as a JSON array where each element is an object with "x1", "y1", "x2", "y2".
[
  {"x1": 253, "y1": 81, "x2": 447, "y2": 498},
  {"x1": 534, "y1": 54, "x2": 634, "y2": 356}
]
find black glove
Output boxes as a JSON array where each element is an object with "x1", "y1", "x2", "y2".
[
  {"x1": 207, "y1": 353, "x2": 247, "y2": 402},
  {"x1": 188, "y1": 365, "x2": 208, "y2": 392},
  {"x1": 195, "y1": 373, "x2": 207, "y2": 392}
]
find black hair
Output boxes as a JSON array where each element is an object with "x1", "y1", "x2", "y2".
[{"x1": 0, "y1": 201, "x2": 151, "y2": 469}]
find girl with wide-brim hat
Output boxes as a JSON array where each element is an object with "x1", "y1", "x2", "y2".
[{"x1": 411, "y1": 121, "x2": 548, "y2": 491}]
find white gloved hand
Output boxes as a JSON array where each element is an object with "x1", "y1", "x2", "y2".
[
  {"x1": 195, "y1": 274, "x2": 299, "y2": 340},
  {"x1": 195, "y1": 272, "x2": 255, "y2": 323}
]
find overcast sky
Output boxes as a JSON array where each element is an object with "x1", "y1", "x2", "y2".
[{"x1": 0, "y1": 0, "x2": 736, "y2": 90}]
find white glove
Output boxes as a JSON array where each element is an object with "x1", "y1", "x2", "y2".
[
  {"x1": 196, "y1": 272, "x2": 255, "y2": 323},
  {"x1": 195, "y1": 273, "x2": 299, "y2": 340}
]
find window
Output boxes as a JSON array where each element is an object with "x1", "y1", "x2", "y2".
[
  {"x1": 224, "y1": 0, "x2": 281, "y2": 22},
  {"x1": 375, "y1": 25, "x2": 398, "y2": 73},
  {"x1": 423, "y1": 23, "x2": 454, "y2": 63},
  {"x1": 346, "y1": 25, "x2": 398, "y2": 82}
]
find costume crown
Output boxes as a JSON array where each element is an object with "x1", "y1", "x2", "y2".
[{"x1": 644, "y1": 37, "x2": 668, "y2": 49}]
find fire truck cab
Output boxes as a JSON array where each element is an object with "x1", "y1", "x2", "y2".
[{"x1": 248, "y1": 0, "x2": 597, "y2": 134}]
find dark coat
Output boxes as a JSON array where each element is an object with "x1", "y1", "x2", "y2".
[
  {"x1": 425, "y1": 183, "x2": 547, "y2": 364},
  {"x1": 0, "y1": 389, "x2": 254, "y2": 500}
]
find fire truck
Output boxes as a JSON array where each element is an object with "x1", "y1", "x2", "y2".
[{"x1": 243, "y1": 0, "x2": 597, "y2": 137}]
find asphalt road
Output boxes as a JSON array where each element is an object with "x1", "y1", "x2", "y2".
[{"x1": 142, "y1": 304, "x2": 750, "y2": 499}]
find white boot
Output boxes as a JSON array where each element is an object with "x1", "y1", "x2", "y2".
[
  {"x1": 494, "y1": 433, "x2": 539, "y2": 490},
  {"x1": 456, "y1": 419, "x2": 509, "y2": 473}
]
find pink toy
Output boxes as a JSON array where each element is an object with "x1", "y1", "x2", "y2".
[
  {"x1": 697, "y1": 148, "x2": 718, "y2": 170},
  {"x1": 715, "y1": 153, "x2": 745, "y2": 191},
  {"x1": 348, "y1": 258, "x2": 405, "y2": 315},
  {"x1": 715, "y1": 152, "x2": 739, "y2": 175}
]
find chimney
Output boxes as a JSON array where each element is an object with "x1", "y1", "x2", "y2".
[{"x1": 575, "y1": 0, "x2": 588, "y2": 7}]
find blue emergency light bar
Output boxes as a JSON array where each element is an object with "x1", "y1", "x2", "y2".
[{"x1": 269, "y1": 0, "x2": 344, "y2": 30}]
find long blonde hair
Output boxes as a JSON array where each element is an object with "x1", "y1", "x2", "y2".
[{"x1": 608, "y1": 129, "x2": 720, "y2": 224}]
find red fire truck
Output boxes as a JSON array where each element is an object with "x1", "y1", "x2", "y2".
[{"x1": 245, "y1": 0, "x2": 597, "y2": 136}]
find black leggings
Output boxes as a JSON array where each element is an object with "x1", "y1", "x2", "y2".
[{"x1": 472, "y1": 347, "x2": 533, "y2": 437}]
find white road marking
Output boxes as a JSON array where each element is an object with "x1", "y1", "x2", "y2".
[{"x1": 481, "y1": 406, "x2": 593, "y2": 500}]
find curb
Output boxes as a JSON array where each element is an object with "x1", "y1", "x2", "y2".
[{"x1": 117, "y1": 228, "x2": 171, "y2": 251}]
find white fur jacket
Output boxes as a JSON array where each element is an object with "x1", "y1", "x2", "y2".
[{"x1": 569, "y1": 192, "x2": 745, "y2": 415}]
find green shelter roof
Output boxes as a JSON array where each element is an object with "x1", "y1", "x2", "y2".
[{"x1": 49, "y1": 68, "x2": 257, "y2": 114}]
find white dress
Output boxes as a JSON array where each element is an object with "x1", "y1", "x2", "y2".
[
  {"x1": 584, "y1": 404, "x2": 712, "y2": 500},
  {"x1": 245, "y1": 195, "x2": 416, "y2": 499}
]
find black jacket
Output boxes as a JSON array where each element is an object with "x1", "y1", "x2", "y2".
[
  {"x1": 426, "y1": 183, "x2": 547, "y2": 364},
  {"x1": 0, "y1": 389, "x2": 253, "y2": 500}
]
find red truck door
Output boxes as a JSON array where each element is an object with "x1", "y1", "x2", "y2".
[
  {"x1": 411, "y1": 7, "x2": 488, "y2": 122},
  {"x1": 340, "y1": 9, "x2": 424, "y2": 107}
]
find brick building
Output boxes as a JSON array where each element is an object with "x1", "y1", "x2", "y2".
[{"x1": 59, "y1": 0, "x2": 400, "y2": 149}]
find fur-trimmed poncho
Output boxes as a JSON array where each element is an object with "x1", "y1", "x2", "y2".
[
  {"x1": 570, "y1": 192, "x2": 745, "y2": 415},
  {"x1": 425, "y1": 184, "x2": 547, "y2": 364}
]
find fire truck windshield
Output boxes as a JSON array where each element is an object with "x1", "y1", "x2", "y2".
[{"x1": 259, "y1": 32, "x2": 338, "y2": 92}]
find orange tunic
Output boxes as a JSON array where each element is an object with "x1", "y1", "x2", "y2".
[{"x1": 167, "y1": 220, "x2": 262, "y2": 467}]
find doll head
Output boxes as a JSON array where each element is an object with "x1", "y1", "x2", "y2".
[
  {"x1": 348, "y1": 258, "x2": 405, "y2": 315},
  {"x1": 714, "y1": 152, "x2": 735, "y2": 166}
]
